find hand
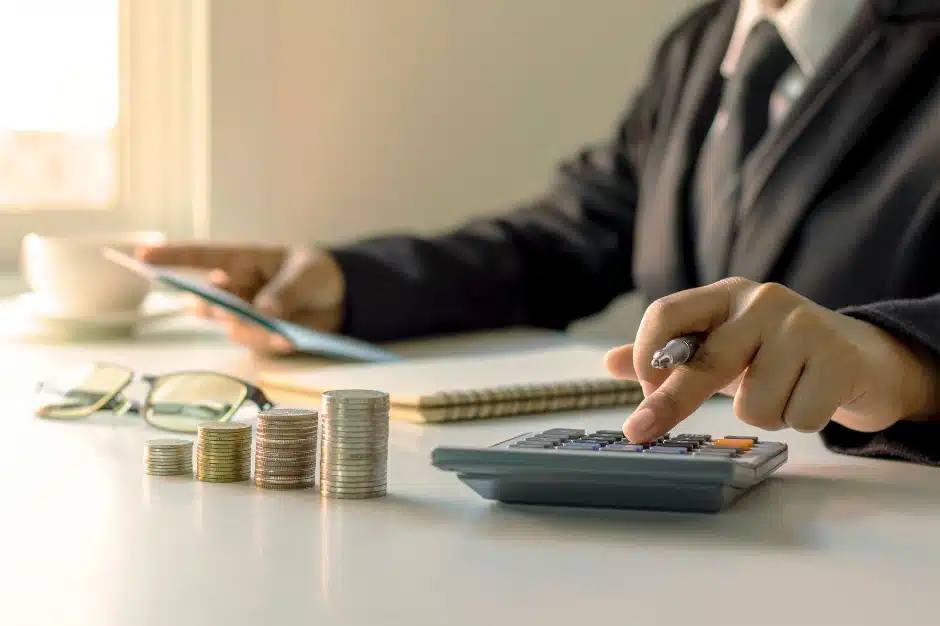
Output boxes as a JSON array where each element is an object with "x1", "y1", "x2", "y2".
[
  {"x1": 136, "y1": 242, "x2": 345, "y2": 354},
  {"x1": 605, "y1": 278, "x2": 940, "y2": 442}
]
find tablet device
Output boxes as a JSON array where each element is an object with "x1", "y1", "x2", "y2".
[{"x1": 102, "y1": 248, "x2": 400, "y2": 363}]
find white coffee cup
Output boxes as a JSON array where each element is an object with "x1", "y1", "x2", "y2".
[{"x1": 21, "y1": 231, "x2": 166, "y2": 316}]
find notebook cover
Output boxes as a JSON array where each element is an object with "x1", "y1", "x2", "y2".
[{"x1": 260, "y1": 344, "x2": 644, "y2": 421}]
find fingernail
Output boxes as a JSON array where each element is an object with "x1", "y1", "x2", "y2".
[{"x1": 625, "y1": 408, "x2": 656, "y2": 440}]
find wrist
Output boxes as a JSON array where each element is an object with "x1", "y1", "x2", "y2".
[{"x1": 879, "y1": 325, "x2": 940, "y2": 423}]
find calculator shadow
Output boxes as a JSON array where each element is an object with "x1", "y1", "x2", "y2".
[{"x1": 467, "y1": 469, "x2": 940, "y2": 551}]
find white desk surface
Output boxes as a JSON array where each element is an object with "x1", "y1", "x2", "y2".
[{"x1": 0, "y1": 315, "x2": 938, "y2": 626}]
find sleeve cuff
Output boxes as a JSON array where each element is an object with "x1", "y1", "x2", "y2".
[{"x1": 820, "y1": 299, "x2": 940, "y2": 466}]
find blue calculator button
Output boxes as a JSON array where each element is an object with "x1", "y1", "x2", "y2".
[
  {"x1": 646, "y1": 445, "x2": 687, "y2": 454},
  {"x1": 559, "y1": 442, "x2": 600, "y2": 451},
  {"x1": 602, "y1": 444, "x2": 645, "y2": 452}
]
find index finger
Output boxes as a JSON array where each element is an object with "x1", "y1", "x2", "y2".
[
  {"x1": 632, "y1": 280, "x2": 738, "y2": 395},
  {"x1": 624, "y1": 316, "x2": 762, "y2": 442},
  {"x1": 135, "y1": 242, "x2": 283, "y2": 272}
]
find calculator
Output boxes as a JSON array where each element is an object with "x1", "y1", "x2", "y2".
[{"x1": 431, "y1": 428, "x2": 787, "y2": 513}]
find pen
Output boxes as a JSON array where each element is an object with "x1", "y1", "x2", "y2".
[{"x1": 650, "y1": 334, "x2": 703, "y2": 369}]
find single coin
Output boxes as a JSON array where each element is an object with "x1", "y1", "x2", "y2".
[
  {"x1": 255, "y1": 481, "x2": 315, "y2": 490},
  {"x1": 146, "y1": 438, "x2": 193, "y2": 447},
  {"x1": 258, "y1": 407, "x2": 318, "y2": 419},
  {"x1": 319, "y1": 487, "x2": 387, "y2": 496}
]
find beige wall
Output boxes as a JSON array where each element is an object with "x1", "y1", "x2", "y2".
[{"x1": 207, "y1": 0, "x2": 701, "y2": 340}]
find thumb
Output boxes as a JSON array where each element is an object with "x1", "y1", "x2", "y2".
[
  {"x1": 253, "y1": 247, "x2": 340, "y2": 318},
  {"x1": 605, "y1": 344, "x2": 637, "y2": 380}
]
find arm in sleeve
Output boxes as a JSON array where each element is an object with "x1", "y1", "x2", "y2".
[{"x1": 326, "y1": 6, "x2": 716, "y2": 343}]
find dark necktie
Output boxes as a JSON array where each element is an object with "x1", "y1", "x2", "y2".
[{"x1": 693, "y1": 20, "x2": 794, "y2": 284}]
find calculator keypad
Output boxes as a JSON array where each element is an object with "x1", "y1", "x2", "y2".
[{"x1": 510, "y1": 429, "x2": 779, "y2": 462}]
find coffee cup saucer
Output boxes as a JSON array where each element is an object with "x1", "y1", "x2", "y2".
[{"x1": 0, "y1": 291, "x2": 187, "y2": 339}]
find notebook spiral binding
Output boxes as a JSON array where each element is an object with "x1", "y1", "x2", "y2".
[{"x1": 395, "y1": 379, "x2": 645, "y2": 423}]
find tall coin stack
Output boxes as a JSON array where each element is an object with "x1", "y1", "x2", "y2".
[
  {"x1": 254, "y1": 407, "x2": 318, "y2": 490},
  {"x1": 195, "y1": 422, "x2": 252, "y2": 482},
  {"x1": 144, "y1": 439, "x2": 193, "y2": 476},
  {"x1": 319, "y1": 390, "x2": 390, "y2": 499}
]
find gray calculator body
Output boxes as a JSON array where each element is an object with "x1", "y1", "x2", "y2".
[{"x1": 431, "y1": 429, "x2": 787, "y2": 513}]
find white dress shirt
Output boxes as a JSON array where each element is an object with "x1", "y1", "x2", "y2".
[{"x1": 720, "y1": 0, "x2": 867, "y2": 125}]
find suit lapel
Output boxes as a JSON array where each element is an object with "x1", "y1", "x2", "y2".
[
  {"x1": 633, "y1": 1, "x2": 737, "y2": 299},
  {"x1": 729, "y1": 9, "x2": 938, "y2": 282}
]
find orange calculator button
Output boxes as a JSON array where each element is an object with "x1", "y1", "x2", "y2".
[{"x1": 712, "y1": 438, "x2": 754, "y2": 449}]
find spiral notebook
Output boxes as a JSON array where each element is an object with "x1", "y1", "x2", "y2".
[{"x1": 259, "y1": 344, "x2": 644, "y2": 423}]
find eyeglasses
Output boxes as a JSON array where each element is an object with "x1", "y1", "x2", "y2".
[{"x1": 34, "y1": 362, "x2": 274, "y2": 433}]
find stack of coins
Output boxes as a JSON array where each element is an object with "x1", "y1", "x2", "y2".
[
  {"x1": 195, "y1": 422, "x2": 252, "y2": 482},
  {"x1": 319, "y1": 389, "x2": 390, "y2": 499},
  {"x1": 254, "y1": 407, "x2": 318, "y2": 490},
  {"x1": 144, "y1": 439, "x2": 193, "y2": 476}
]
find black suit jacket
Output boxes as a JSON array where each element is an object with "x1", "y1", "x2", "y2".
[{"x1": 330, "y1": 0, "x2": 940, "y2": 465}]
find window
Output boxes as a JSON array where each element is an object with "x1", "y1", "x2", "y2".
[
  {"x1": 0, "y1": 0, "x2": 118, "y2": 210},
  {"x1": 0, "y1": 0, "x2": 205, "y2": 266}
]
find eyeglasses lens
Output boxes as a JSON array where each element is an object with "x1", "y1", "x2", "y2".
[
  {"x1": 35, "y1": 363, "x2": 133, "y2": 418},
  {"x1": 144, "y1": 372, "x2": 248, "y2": 433}
]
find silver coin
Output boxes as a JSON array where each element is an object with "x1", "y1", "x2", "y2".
[
  {"x1": 319, "y1": 466, "x2": 387, "y2": 475},
  {"x1": 319, "y1": 480, "x2": 387, "y2": 489},
  {"x1": 319, "y1": 460, "x2": 388, "y2": 469},
  {"x1": 322, "y1": 389, "x2": 389, "y2": 400},
  {"x1": 255, "y1": 478, "x2": 314, "y2": 485},
  {"x1": 255, "y1": 481, "x2": 315, "y2": 490},
  {"x1": 258, "y1": 407, "x2": 318, "y2": 420},
  {"x1": 198, "y1": 421, "x2": 252, "y2": 431},
  {"x1": 319, "y1": 486, "x2": 387, "y2": 495},
  {"x1": 319, "y1": 478, "x2": 387, "y2": 486},
  {"x1": 319, "y1": 425, "x2": 389, "y2": 433},
  {"x1": 146, "y1": 438, "x2": 193, "y2": 448},
  {"x1": 256, "y1": 457, "x2": 316, "y2": 465},
  {"x1": 255, "y1": 453, "x2": 316, "y2": 462}
]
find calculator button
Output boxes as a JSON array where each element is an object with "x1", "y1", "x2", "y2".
[
  {"x1": 712, "y1": 438, "x2": 754, "y2": 450},
  {"x1": 592, "y1": 430, "x2": 626, "y2": 439},
  {"x1": 575, "y1": 437, "x2": 615, "y2": 444},
  {"x1": 655, "y1": 441, "x2": 696, "y2": 451},
  {"x1": 511, "y1": 441, "x2": 554, "y2": 449},
  {"x1": 559, "y1": 442, "x2": 600, "y2": 451},
  {"x1": 698, "y1": 444, "x2": 740, "y2": 456},
  {"x1": 524, "y1": 436, "x2": 565, "y2": 444},
  {"x1": 694, "y1": 449, "x2": 737, "y2": 458},
  {"x1": 676, "y1": 434, "x2": 712, "y2": 442},
  {"x1": 666, "y1": 438, "x2": 703, "y2": 447},
  {"x1": 541, "y1": 428, "x2": 585, "y2": 437},
  {"x1": 602, "y1": 444, "x2": 645, "y2": 452},
  {"x1": 723, "y1": 435, "x2": 759, "y2": 443},
  {"x1": 646, "y1": 445, "x2": 687, "y2": 454}
]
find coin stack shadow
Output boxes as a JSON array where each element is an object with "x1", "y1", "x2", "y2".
[
  {"x1": 195, "y1": 422, "x2": 252, "y2": 482},
  {"x1": 145, "y1": 439, "x2": 194, "y2": 476},
  {"x1": 254, "y1": 408, "x2": 318, "y2": 490},
  {"x1": 319, "y1": 390, "x2": 390, "y2": 499}
]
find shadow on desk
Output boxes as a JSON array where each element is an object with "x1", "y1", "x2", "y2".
[{"x1": 377, "y1": 466, "x2": 940, "y2": 561}]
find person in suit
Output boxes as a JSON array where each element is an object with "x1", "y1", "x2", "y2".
[{"x1": 139, "y1": 0, "x2": 940, "y2": 464}]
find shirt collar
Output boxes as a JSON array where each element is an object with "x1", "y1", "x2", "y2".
[{"x1": 721, "y1": 0, "x2": 867, "y2": 78}]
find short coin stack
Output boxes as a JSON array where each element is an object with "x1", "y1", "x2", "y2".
[
  {"x1": 254, "y1": 407, "x2": 318, "y2": 490},
  {"x1": 144, "y1": 439, "x2": 193, "y2": 476},
  {"x1": 195, "y1": 422, "x2": 252, "y2": 482},
  {"x1": 319, "y1": 389, "x2": 390, "y2": 499}
]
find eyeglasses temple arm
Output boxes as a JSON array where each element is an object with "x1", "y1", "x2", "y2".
[{"x1": 246, "y1": 384, "x2": 275, "y2": 411}]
